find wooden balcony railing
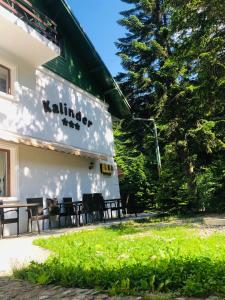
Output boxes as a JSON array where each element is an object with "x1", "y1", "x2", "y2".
[{"x1": 0, "y1": 0, "x2": 59, "y2": 46}]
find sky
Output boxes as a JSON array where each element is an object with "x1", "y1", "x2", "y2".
[{"x1": 66, "y1": 0, "x2": 130, "y2": 77}]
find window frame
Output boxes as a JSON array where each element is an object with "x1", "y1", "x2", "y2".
[
  {"x1": 0, "y1": 148, "x2": 10, "y2": 197},
  {"x1": 0, "y1": 64, "x2": 11, "y2": 95}
]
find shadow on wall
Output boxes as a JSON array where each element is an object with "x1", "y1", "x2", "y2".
[
  {"x1": 19, "y1": 145, "x2": 113, "y2": 202},
  {"x1": 7, "y1": 67, "x2": 114, "y2": 157}
]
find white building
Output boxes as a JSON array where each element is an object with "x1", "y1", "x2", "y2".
[{"x1": 0, "y1": 0, "x2": 130, "y2": 235}]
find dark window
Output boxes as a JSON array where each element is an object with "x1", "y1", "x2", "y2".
[
  {"x1": 0, "y1": 149, "x2": 10, "y2": 197},
  {"x1": 0, "y1": 65, "x2": 10, "y2": 94}
]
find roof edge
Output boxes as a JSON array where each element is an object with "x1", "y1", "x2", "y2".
[{"x1": 60, "y1": 0, "x2": 130, "y2": 118}]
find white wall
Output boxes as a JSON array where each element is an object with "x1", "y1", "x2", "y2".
[
  {"x1": 1, "y1": 143, "x2": 120, "y2": 235},
  {"x1": 0, "y1": 49, "x2": 115, "y2": 157},
  {"x1": 0, "y1": 49, "x2": 121, "y2": 236},
  {"x1": 19, "y1": 145, "x2": 120, "y2": 202}
]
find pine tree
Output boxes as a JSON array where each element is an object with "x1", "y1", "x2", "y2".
[
  {"x1": 115, "y1": 0, "x2": 225, "y2": 212},
  {"x1": 168, "y1": 0, "x2": 225, "y2": 210},
  {"x1": 115, "y1": 0, "x2": 182, "y2": 211},
  {"x1": 116, "y1": 0, "x2": 174, "y2": 116}
]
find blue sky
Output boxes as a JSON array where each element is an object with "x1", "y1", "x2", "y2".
[{"x1": 66, "y1": 0, "x2": 130, "y2": 76}]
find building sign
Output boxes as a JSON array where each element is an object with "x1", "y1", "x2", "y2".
[
  {"x1": 100, "y1": 163, "x2": 113, "y2": 175},
  {"x1": 42, "y1": 100, "x2": 93, "y2": 131}
]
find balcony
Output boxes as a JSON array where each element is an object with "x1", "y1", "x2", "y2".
[{"x1": 0, "y1": 0, "x2": 60, "y2": 66}]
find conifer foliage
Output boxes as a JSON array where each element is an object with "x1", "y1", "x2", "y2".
[{"x1": 114, "y1": 0, "x2": 225, "y2": 212}]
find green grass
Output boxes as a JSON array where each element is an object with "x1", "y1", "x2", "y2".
[{"x1": 14, "y1": 221, "x2": 225, "y2": 297}]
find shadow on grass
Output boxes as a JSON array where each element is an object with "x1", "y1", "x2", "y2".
[
  {"x1": 14, "y1": 254, "x2": 225, "y2": 297},
  {"x1": 107, "y1": 218, "x2": 174, "y2": 233},
  {"x1": 133, "y1": 215, "x2": 205, "y2": 225},
  {"x1": 132, "y1": 216, "x2": 175, "y2": 225},
  {"x1": 106, "y1": 220, "x2": 193, "y2": 237},
  {"x1": 107, "y1": 222, "x2": 141, "y2": 235}
]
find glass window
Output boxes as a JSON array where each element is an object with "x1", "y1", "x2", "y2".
[
  {"x1": 0, "y1": 150, "x2": 10, "y2": 197},
  {"x1": 0, "y1": 65, "x2": 10, "y2": 94}
]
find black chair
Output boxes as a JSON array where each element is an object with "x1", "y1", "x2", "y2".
[
  {"x1": 46, "y1": 198, "x2": 68, "y2": 228},
  {"x1": 62, "y1": 197, "x2": 78, "y2": 226},
  {"x1": 26, "y1": 198, "x2": 51, "y2": 233},
  {"x1": 0, "y1": 200, "x2": 19, "y2": 238},
  {"x1": 93, "y1": 193, "x2": 108, "y2": 221},
  {"x1": 82, "y1": 193, "x2": 106, "y2": 224},
  {"x1": 81, "y1": 194, "x2": 93, "y2": 224}
]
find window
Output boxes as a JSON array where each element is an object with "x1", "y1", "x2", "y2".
[
  {"x1": 0, "y1": 65, "x2": 10, "y2": 94},
  {"x1": 0, "y1": 149, "x2": 10, "y2": 197}
]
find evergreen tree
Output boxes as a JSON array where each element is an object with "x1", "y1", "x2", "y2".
[
  {"x1": 115, "y1": 0, "x2": 180, "y2": 211},
  {"x1": 116, "y1": 0, "x2": 174, "y2": 116},
  {"x1": 115, "y1": 0, "x2": 225, "y2": 212},
  {"x1": 168, "y1": 0, "x2": 225, "y2": 210},
  {"x1": 114, "y1": 119, "x2": 157, "y2": 211}
]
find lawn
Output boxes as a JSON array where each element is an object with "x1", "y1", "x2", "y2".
[{"x1": 14, "y1": 219, "x2": 225, "y2": 297}]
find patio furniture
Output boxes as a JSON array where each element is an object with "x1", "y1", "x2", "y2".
[
  {"x1": 74, "y1": 201, "x2": 83, "y2": 226},
  {"x1": 105, "y1": 199, "x2": 123, "y2": 219},
  {"x1": 82, "y1": 193, "x2": 106, "y2": 224},
  {"x1": 93, "y1": 193, "x2": 109, "y2": 220},
  {"x1": 82, "y1": 193, "x2": 94, "y2": 224},
  {"x1": 62, "y1": 197, "x2": 78, "y2": 226},
  {"x1": 26, "y1": 198, "x2": 51, "y2": 233},
  {"x1": 46, "y1": 198, "x2": 68, "y2": 228},
  {"x1": 0, "y1": 200, "x2": 19, "y2": 238}
]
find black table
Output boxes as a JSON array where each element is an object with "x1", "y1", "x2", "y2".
[
  {"x1": 104, "y1": 199, "x2": 122, "y2": 219},
  {"x1": 0, "y1": 203, "x2": 39, "y2": 237}
]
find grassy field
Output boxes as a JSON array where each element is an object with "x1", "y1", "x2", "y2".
[{"x1": 14, "y1": 219, "x2": 225, "y2": 297}]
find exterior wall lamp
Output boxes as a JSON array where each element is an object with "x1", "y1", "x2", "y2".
[
  {"x1": 133, "y1": 117, "x2": 162, "y2": 178},
  {"x1": 89, "y1": 161, "x2": 95, "y2": 170}
]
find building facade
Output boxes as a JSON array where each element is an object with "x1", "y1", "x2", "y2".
[{"x1": 0, "y1": 0, "x2": 130, "y2": 235}]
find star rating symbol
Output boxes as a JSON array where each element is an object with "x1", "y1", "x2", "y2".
[
  {"x1": 69, "y1": 121, "x2": 74, "y2": 128},
  {"x1": 75, "y1": 123, "x2": 80, "y2": 131},
  {"x1": 88, "y1": 121, "x2": 93, "y2": 128},
  {"x1": 62, "y1": 119, "x2": 81, "y2": 131},
  {"x1": 62, "y1": 118, "x2": 68, "y2": 126}
]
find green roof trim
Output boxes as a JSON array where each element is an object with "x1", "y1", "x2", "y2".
[{"x1": 44, "y1": 0, "x2": 130, "y2": 118}]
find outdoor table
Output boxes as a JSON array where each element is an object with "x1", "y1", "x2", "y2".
[
  {"x1": 104, "y1": 199, "x2": 122, "y2": 219},
  {"x1": 0, "y1": 203, "x2": 39, "y2": 237},
  {"x1": 73, "y1": 201, "x2": 83, "y2": 226}
]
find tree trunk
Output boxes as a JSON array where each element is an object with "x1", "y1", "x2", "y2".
[{"x1": 185, "y1": 155, "x2": 199, "y2": 211}]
